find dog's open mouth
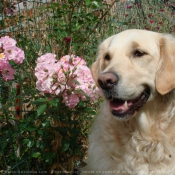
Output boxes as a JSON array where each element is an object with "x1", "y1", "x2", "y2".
[{"x1": 109, "y1": 88, "x2": 150, "y2": 119}]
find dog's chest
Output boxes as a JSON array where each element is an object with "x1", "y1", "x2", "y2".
[{"x1": 100, "y1": 115, "x2": 175, "y2": 174}]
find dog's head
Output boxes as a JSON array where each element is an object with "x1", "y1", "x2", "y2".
[{"x1": 91, "y1": 29, "x2": 175, "y2": 120}]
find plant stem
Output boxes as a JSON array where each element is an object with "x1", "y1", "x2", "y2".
[{"x1": 81, "y1": 1, "x2": 116, "y2": 44}]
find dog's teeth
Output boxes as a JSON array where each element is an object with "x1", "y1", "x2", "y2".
[
  {"x1": 124, "y1": 101, "x2": 128, "y2": 108},
  {"x1": 122, "y1": 101, "x2": 128, "y2": 110}
]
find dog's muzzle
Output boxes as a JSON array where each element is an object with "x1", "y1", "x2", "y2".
[{"x1": 97, "y1": 72, "x2": 150, "y2": 120}]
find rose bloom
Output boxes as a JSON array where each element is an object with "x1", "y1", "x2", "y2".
[
  {"x1": 0, "y1": 36, "x2": 25, "y2": 81},
  {"x1": 1, "y1": 63, "x2": 15, "y2": 81}
]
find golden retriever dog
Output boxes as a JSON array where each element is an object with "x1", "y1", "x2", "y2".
[{"x1": 81, "y1": 29, "x2": 175, "y2": 175}]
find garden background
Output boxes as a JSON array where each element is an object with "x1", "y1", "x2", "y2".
[{"x1": 0, "y1": 0, "x2": 175, "y2": 174}]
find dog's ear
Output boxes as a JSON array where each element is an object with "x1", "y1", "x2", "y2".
[
  {"x1": 91, "y1": 35, "x2": 115, "y2": 86},
  {"x1": 156, "y1": 34, "x2": 175, "y2": 95}
]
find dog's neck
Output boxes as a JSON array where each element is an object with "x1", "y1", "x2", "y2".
[{"x1": 135, "y1": 91, "x2": 175, "y2": 139}]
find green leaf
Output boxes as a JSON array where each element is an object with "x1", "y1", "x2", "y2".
[
  {"x1": 37, "y1": 104, "x2": 47, "y2": 116},
  {"x1": 92, "y1": 1, "x2": 100, "y2": 8},
  {"x1": 2, "y1": 141, "x2": 7, "y2": 149},
  {"x1": 8, "y1": 60, "x2": 16, "y2": 66},
  {"x1": 85, "y1": 0, "x2": 91, "y2": 6},
  {"x1": 26, "y1": 126, "x2": 37, "y2": 132},
  {"x1": 27, "y1": 140, "x2": 34, "y2": 148},
  {"x1": 43, "y1": 152, "x2": 55, "y2": 165},
  {"x1": 42, "y1": 120, "x2": 50, "y2": 128},
  {"x1": 23, "y1": 139, "x2": 29, "y2": 145},
  {"x1": 46, "y1": 46, "x2": 51, "y2": 52},
  {"x1": 37, "y1": 129, "x2": 43, "y2": 135},
  {"x1": 32, "y1": 152, "x2": 41, "y2": 158},
  {"x1": 88, "y1": 110, "x2": 97, "y2": 115},
  {"x1": 61, "y1": 139, "x2": 70, "y2": 152},
  {"x1": 84, "y1": 108, "x2": 97, "y2": 115},
  {"x1": 49, "y1": 100, "x2": 58, "y2": 107},
  {"x1": 62, "y1": 3, "x2": 68, "y2": 9},
  {"x1": 76, "y1": 149, "x2": 83, "y2": 157},
  {"x1": 33, "y1": 98, "x2": 48, "y2": 104},
  {"x1": 77, "y1": 101, "x2": 86, "y2": 107},
  {"x1": 73, "y1": 80, "x2": 80, "y2": 85},
  {"x1": 36, "y1": 140, "x2": 41, "y2": 148}
]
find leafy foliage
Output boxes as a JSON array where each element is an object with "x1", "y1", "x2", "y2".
[{"x1": 0, "y1": 0, "x2": 109, "y2": 172}]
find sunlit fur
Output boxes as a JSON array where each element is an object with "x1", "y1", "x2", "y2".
[{"x1": 81, "y1": 29, "x2": 175, "y2": 175}]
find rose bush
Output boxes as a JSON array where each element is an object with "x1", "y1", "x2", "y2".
[{"x1": 35, "y1": 54, "x2": 100, "y2": 108}]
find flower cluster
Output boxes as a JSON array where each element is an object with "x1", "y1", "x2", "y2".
[
  {"x1": 35, "y1": 54, "x2": 100, "y2": 108},
  {"x1": 0, "y1": 36, "x2": 25, "y2": 81}
]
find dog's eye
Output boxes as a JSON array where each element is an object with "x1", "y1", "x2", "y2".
[
  {"x1": 133, "y1": 50, "x2": 146, "y2": 57},
  {"x1": 104, "y1": 54, "x2": 111, "y2": 61}
]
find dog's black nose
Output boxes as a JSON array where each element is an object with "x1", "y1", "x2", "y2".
[{"x1": 98, "y1": 72, "x2": 118, "y2": 90}]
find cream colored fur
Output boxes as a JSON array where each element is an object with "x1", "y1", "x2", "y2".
[{"x1": 81, "y1": 29, "x2": 175, "y2": 175}]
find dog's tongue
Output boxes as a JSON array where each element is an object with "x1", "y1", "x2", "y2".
[
  {"x1": 110, "y1": 100, "x2": 124, "y2": 110},
  {"x1": 110, "y1": 99, "x2": 131, "y2": 111}
]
